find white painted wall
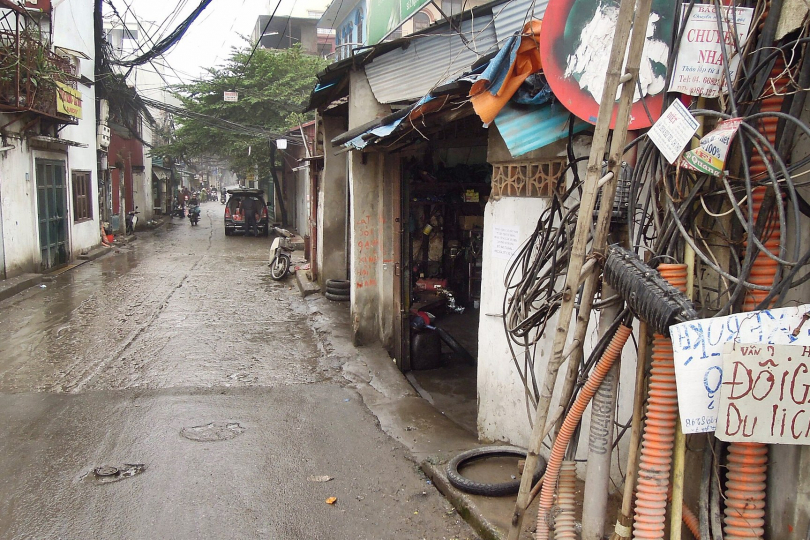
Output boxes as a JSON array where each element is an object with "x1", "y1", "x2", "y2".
[
  {"x1": 476, "y1": 195, "x2": 639, "y2": 486},
  {"x1": 0, "y1": 0, "x2": 99, "y2": 276},
  {"x1": 53, "y1": 0, "x2": 101, "y2": 253},
  {"x1": 0, "y1": 143, "x2": 39, "y2": 277}
]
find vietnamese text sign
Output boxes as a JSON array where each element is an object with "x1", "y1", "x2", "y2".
[
  {"x1": 56, "y1": 82, "x2": 82, "y2": 119},
  {"x1": 669, "y1": 4, "x2": 753, "y2": 98},
  {"x1": 491, "y1": 225, "x2": 520, "y2": 261},
  {"x1": 717, "y1": 342, "x2": 810, "y2": 444},
  {"x1": 647, "y1": 99, "x2": 699, "y2": 163},
  {"x1": 670, "y1": 304, "x2": 810, "y2": 434}
]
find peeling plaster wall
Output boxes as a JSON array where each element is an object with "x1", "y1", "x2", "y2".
[{"x1": 348, "y1": 69, "x2": 389, "y2": 345}]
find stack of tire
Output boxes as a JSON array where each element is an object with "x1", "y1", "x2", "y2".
[{"x1": 325, "y1": 279, "x2": 350, "y2": 302}]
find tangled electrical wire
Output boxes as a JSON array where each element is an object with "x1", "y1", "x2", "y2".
[{"x1": 501, "y1": 0, "x2": 810, "y2": 448}]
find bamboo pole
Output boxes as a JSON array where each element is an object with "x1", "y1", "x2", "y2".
[{"x1": 506, "y1": 0, "x2": 654, "y2": 536}]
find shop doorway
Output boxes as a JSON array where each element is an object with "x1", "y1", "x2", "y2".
[
  {"x1": 35, "y1": 159, "x2": 69, "y2": 270},
  {"x1": 399, "y1": 136, "x2": 489, "y2": 434}
]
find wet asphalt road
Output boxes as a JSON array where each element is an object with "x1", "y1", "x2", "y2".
[{"x1": 0, "y1": 203, "x2": 476, "y2": 540}]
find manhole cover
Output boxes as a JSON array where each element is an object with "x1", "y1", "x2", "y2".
[
  {"x1": 94, "y1": 466, "x2": 119, "y2": 477},
  {"x1": 180, "y1": 422, "x2": 246, "y2": 442},
  {"x1": 86, "y1": 464, "x2": 146, "y2": 485}
]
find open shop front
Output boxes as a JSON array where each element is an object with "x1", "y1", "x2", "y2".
[{"x1": 398, "y1": 115, "x2": 490, "y2": 434}]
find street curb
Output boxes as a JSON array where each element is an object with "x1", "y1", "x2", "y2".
[
  {"x1": 295, "y1": 269, "x2": 320, "y2": 297},
  {"x1": 78, "y1": 245, "x2": 113, "y2": 261},
  {"x1": 0, "y1": 273, "x2": 42, "y2": 303},
  {"x1": 421, "y1": 461, "x2": 504, "y2": 540}
]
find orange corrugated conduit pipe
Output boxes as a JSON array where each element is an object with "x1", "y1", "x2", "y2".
[
  {"x1": 535, "y1": 324, "x2": 633, "y2": 540},
  {"x1": 631, "y1": 264, "x2": 687, "y2": 540},
  {"x1": 555, "y1": 460, "x2": 578, "y2": 539},
  {"x1": 720, "y1": 59, "x2": 789, "y2": 540}
]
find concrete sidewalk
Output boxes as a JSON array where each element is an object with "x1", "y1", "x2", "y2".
[
  {"x1": 304, "y1": 293, "x2": 540, "y2": 540},
  {"x1": 0, "y1": 219, "x2": 165, "y2": 303}
]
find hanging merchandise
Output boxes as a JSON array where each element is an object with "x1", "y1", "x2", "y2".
[
  {"x1": 669, "y1": 4, "x2": 754, "y2": 98},
  {"x1": 539, "y1": 0, "x2": 675, "y2": 129}
]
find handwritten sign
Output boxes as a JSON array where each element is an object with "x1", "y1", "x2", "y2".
[
  {"x1": 669, "y1": 4, "x2": 753, "y2": 98},
  {"x1": 647, "y1": 99, "x2": 699, "y2": 163},
  {"x1": 670, "y1": 304, "x2": 810, "y2": 434},
  {"x1": 717, "y1": 342, "x2": 810, "y2": 444},
  {"x1": 491, "y1": 226, "x2": 520, "y2": 261}
]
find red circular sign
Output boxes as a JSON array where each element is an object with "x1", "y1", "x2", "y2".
[{"x1": 539, "y1": 0, "x2": 673, "y2": 129}]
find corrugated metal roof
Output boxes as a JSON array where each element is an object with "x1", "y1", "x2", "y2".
[
  {"x1": 493, "y1": 101, "x2": 589, "y2": 157},
  {"x1": 364, "y1": 15, "x2": 499, "y2": 104},
  {"x1": 492, "y1": 0, "x2": 548, "y2": 42}
]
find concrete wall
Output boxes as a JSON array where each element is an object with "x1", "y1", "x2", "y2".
[
  {"x1": 53, "y1": 0, "x2": 101, "y2": 254},
  {"x1": 318, "y1": 115, "x2": 349, "y2": 285},
  {"x1": 0, "y1": 0, "x2": 99, "y2": 277},
  {"x1": 0, "y1": 142, "x2": 39, "y2": 277},
  {"x1": 477, "y1": 127, "x2": 637, "y2": 488},
  {"x1": 347, "y1": 69, "x2": 389, "y2": 345}
]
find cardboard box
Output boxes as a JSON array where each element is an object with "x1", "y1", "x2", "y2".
[{"x1": 459, "y1": 216, "x2": 484, "y2": 230}]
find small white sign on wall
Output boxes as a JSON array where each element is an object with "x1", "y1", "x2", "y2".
[
  {"x1": 717, "y1": 342, "x2": 810, "y2": 444},
  {"x1": 491, "y1": 225, "x2": 520, "y2": 261}
]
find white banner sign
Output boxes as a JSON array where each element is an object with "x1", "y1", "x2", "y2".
[
  {"x1": 717, "y1": 342, "x2": 810, "y2": 444},
  {"x1": 224, "y1": 91, "x2": 239, "y2": 102},
  {"x1": 669, "y1": 4, "x2": 754, "y2": 98},
  {"x1": 670, "y1": 304, "x2": 810, "y2": 434},
  {"x1": 491, "y1": 226, "x2": 520, "y2": 261}
]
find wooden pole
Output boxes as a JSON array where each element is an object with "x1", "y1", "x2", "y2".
[{"x1": 506, "y1": 0, "x2": 654, "y2": 536}]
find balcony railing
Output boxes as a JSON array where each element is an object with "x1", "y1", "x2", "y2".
[
  {"x1": 0, "y1": 29, "x2": 77, "y2": 121},
  {"x1": 326, "y1": 42, "x2": 365, "y2": 63}
]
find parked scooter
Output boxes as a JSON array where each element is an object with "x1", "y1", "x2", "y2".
[
  {"x1": 125, "y1": 207, "x2": 140, "y2": 235},
  {"x1": 171, "y1": 204, "x2": 185, "y2": 218},
  {"x1": 269, "y1": 227, "x2": 294, "y2": 280}
]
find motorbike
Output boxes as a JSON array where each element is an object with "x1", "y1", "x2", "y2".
[
  {"x1": 220, "y1": 194, "x2": 227, "y2": 205},
  {"x1": 269, "y1": 227, "x2": 294, "y2": 280},
  {"x1": 171, "y1": 204, "x2": 185, "y2": 218},
  {"x1": 188, "y1": 205, "x2": 201, "y2": 226},
  {"x1": 125, "y1": 207, "x2": 140, "y2": 235}
]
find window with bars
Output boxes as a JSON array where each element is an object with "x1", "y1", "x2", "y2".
[{"x1": 72, "y1": 170, "x2": 92, "y2": 222}]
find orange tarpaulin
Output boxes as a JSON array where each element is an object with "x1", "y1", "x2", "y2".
[{"x1": 469, "y1": 20, "x2": 543, "y2": 125}]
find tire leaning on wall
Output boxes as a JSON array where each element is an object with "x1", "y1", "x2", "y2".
[{"x1": 325, "y1": 280, "x2": 350, "y2": 301}]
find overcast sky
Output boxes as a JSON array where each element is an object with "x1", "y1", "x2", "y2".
[{"x1": 107, "y1": 0, "x2": 309, "y2": 84}]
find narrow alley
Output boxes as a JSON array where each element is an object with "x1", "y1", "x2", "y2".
[{"x1": 0, "y1": 202, "x2": 477, "y2": 539}]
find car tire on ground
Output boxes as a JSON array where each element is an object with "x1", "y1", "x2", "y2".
[
  {"x1": 326, "y1": 286, "x2": 350, "y2": 296},
  {"x1": 225, "y1": 228, "x2": 231, "y2": 236},
  {"x1": 445, "y1": 446, "x2": 546, "y2": 497},
  {"x1": 325, "y1": 279, "x2": 350, "y2": 290},
  {"x1": 434, "y1": 327, "x2": 477, "y2": 365},
  {"x1": 263, "y1": 226, "x2": 269, "y2": 237},
  {"x1": 324, "y1": 291, "x2": 349, "y2": 302}
]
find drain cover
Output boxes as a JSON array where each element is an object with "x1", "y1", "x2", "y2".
[
  {"x1": 94, "y1": 466, "x2": 120, "y2": 477},
  {"x1": 181, "y1": 422, "x2": 246, "y2": 442}
]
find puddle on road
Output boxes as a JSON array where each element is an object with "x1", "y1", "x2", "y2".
[
  {"x1": 180, "y1": 422, "x2": 246, "y2": 442},
  {"x1": 83, "y1": 463, "x2": 146, "y2": 485}
]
